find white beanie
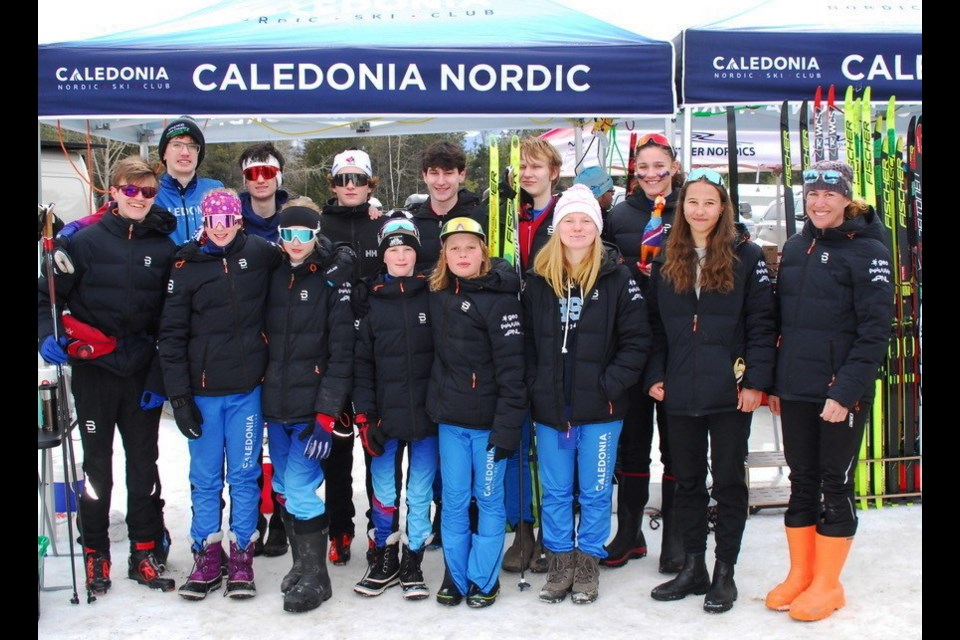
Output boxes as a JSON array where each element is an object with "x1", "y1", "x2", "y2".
[{"x1": 553, "y1": 184, "x2": 603, "y2": 233}]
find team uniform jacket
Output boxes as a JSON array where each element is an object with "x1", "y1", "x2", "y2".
[
  {"x1": 603, "y1": 190, "x2": 679, "y2": 287},
  {"x1": 427, "y1": 259, "x2": 526, "y2": 451},
  {"x1": 320, "y1": 200, "x2": 383, "y2": 281},
  {"x1": 158, "y1": 233, "x2": 282, "y2": 398},
  {"x1": 646, "y1": 240, "x2": 777, "y2": 417},
  {"x1": 353, "y1": 273, "x2": 436, "y2": 442},
  {"x1": 408, "y1": 189, "x2": 486, "y2": 271},
  {"x1": 156, "y1": 173, "x2": 224, "y2": 246},
  {"x1": 261, "y1": 239, "x2": 355, "y2": 424},
  {"x1": 38, "y1": 205, "x2": 177, "y2": 377},
  {"x1": 523, "y1": 253, "x2": 651, "y2": 430},
  {"x1": 774, "y1": 209, "x2": 894, "y2": 408},
  {"x1": 239, "y1": 189, "x2": 290, "y2": 241}
]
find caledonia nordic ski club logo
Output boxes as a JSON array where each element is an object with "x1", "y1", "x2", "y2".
[
  {"x1": 54, "y1": 66, "x2": 171, "y2": 91},
  {"x1": 710, "y1": 53, "x2": 921, "y2": 83}
]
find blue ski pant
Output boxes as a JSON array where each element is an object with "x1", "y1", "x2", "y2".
[
  {"x1": 190, "y1": 389, "x2": 263, "y2": 549},
  {"x1": 371, "y1": 436, "x2": 438, "y2": 551},
  {"x1": 439, "y1": 424, "x2": 506, "y2": 595},
  {"x1": 503, "y1": 414, "x2": 534, "y2": 526},
  {"x1": 266, "y1": 421, "x2": 326, "y2": 521},
  {"x1": 537, "y1": 420, "x2": 622, "y2": 559}
]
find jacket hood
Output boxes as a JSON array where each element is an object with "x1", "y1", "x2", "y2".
[
  {"x1": 456, "y1": 257, "x2": 521, "y2": 295},
  {"x1": 322, "y1": 199, "x2": 371, "y2": 218},
  {"x1": 102, "y1": 203, "x2": 177, "y2": 237}
]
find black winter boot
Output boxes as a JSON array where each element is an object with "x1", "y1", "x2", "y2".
[
  {"x1": 278, "y1": 504, "x2": 301, "y2": 594},
  {"x1": 658, "y1": 475, "x2": 685, "y2": 574},
  {"x1": 436, "y1": 566, "x2": 463, "y2": 606},
  {"x1": 263, "y1": 496, "x2": 289, "y2": 557},
  {"x1": 353, "y1": 533, "x2": 400, "y2": 596},
  {"x1": 600, "y1": 473, "x2": 649, "y2": 568},
  {"x1": 651, "y1": 552, "x2": 711, "y2": 601},
  {"x1": 398, "y1": 544, "x2": 429, "y2": 600},
  {"x1": 283, "y1": 515, "x2": 332, "y2": 613},
  {"x1": 703, "y1": 559, "x2": 738, "y2": 613}
]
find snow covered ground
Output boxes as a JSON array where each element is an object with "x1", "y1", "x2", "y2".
[{"x1": 38, "y1": 409, "x2": 921, "y2": 640}]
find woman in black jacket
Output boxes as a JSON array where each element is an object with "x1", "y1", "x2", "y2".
[
  {"x1": 427, "y1": 217, "x2": 525, "y2": 609},
  {"x1": 766, "y1": 161, "x2": 894, "y2": 622},
  {"x1": 645, "y1": 168, "x2": 776, "y2": 613},
  {"x1": 524, "y1": 184, "x2": 651, "y2": 605}
]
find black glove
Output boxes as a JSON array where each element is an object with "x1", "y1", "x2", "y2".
[
  {"x1": 499, "y1": 167, "x2": 518, "y2": 200},
  {"x1": 171, "y1": 396, "x2": 203, "y2": 439},
  {"x1": 351, "y1": 281, "x2": 370, "y2": 319},
  {"x1": 356, "y1": 413, "x2": 385, "y2": 457},
  {"x1": 323, "y1": 243, "x2": 357, "y2": 288},
  {"x1": 487, "y1": 441, "x2": 513, "y2": 463}
]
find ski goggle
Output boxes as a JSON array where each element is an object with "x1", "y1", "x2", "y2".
[
  {"x1": 243, "y1": 165, "x2": 280, "y2": 182},
  {"x1": 377, "y1": 217, "x2": 419, "y2": 245},
  {"x1": 202, "y1": 213, "x2": 241, "y2": 229},
  {"x1": 332, "y1": 172, "x2": 370, "y2": 187},
  {"x1": 439, "y1": 216, "x2": 486, "y2": 242},
  {"x1": 637, "y1": 133, "x2": 675, "y2": 154},
  {"x1": 686, "y1": 168, "x2": 726, "y2": 188},
  {"x1": 803, "y1": 169, "x2": 843, "y2": 184},
  {"x1": 278, "y1": 227, "x2": 318, "y2": 243},
  {"x1": 114, "y1": 184, "x2": 158, "y2": 199}
]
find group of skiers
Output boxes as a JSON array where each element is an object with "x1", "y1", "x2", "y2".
[{"x1": 38, "y1": 119, "x2": 893, "y2": 622}]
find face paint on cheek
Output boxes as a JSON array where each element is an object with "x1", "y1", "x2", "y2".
[{"x1": 637, "y1": 170, "x2": 671, "y2": 180}]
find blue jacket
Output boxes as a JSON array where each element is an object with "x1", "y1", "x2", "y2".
[{"x1": 156, "y1": 173, "x2": 224, "y2": 245}]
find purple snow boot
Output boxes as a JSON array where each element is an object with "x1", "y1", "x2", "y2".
[
  {"x1": 179, "y1": 532, "x2": 224, "y2": 601},
  {"x1": 225, "y1": 532, "x2": 257, "y2": 599}
]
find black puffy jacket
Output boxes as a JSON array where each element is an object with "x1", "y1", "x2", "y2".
[
  {"x1": 38, "y1": 204, "x2": 176, "y2": 377},
  {"x1": 603, "y1": 190, "x2": 678, "y2": 288},
  {"x1": 261, "y1": 240, "x2": 355, "y2": 424},
  {"x1": 354, "y1": 273, "x2": 436, "y2": 441},
  {"x1": 646, "y1": 240, "x2": 777, "y2": 416},
  {"x1": 427, "y1": 259, "x2": 525, "y2": 451},
  {"x1": 774, "y1": 209, "x2": 894, "y2": 408},
  {"x1": 320, "y1": 200, "x2": 383, "y2": 280},
  {"x1": 408, "y1": 189, "x2": 487, "y2": 272},
  {"x1": 158, "y1": 233, "x2": 282, "y2": 398},
  {"x1": 523, "y1": 252, "x2": 651, "y2": 430}
]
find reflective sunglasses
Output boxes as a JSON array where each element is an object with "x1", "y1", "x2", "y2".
[
  {"x1": 686, "y1": 168, "x2": 726, "y2": 188},
  {"x1": 803, "y1": 169, "x2": 843, "y2": 184},
  {"x1": 202, "y1": 213, "x2": 241, "y2": 229},
  {"x1": 243, "y1": 165, "x2": 280, "y2": 182},
  {"x1": 278, "y1": 227, "x2": 318, "y2": 243},
  {"x1": 114, "y1": 184, "x2": 159, "y2": 199},
  {"x1": 332, "y1": 172, "x2": 370, "y2": 187},
  {"x1": 637, "y1": 133, "x2": 674, "y2": 153}
]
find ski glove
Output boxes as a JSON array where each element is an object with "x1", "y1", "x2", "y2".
[
  {"x1": 301, "y1": 413, "x2": 336, "y2": 461},
  {"x1": 39, "y1": 335, "x2": 69, "y2": 365},
  {"x1": 487, "y1": 441, "x2": 513, "y2": 463},
  {"x1": 356, "y1": 414, "x2": 385, "y2": 457},
  {"x1": 171, "y1": 396, "x2": 203, "y2": 440},
  {"x1": 499, "y1": 167, "x2": 518, "y2": 200},
  {"x1": 53, "y1": 244, "x2": 75, "y2": 275},
  {"x1": 139, "y1": 390, "x2": 166, "y2": 411}
]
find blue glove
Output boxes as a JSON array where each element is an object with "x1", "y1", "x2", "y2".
[
  {"x1": 139, "y1": 390, "x2": 166, "y2": 411},
  {"x1": 300, "y1": 414, "x2": 335, "y2": 461},
  {"x1": 39, "y1": 335, "x2": 68, "y2": 365}
]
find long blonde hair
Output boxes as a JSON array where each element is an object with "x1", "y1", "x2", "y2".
[
  {"x1": 428, "y1": 237, "x2": 493, "y2": 291},
  {"x1": 533, "y1": 232, "x2": 604, "y2": 298}
]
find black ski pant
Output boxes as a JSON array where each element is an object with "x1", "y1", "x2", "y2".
[
  {"x1": 616, "y1": 389, "x2": 673, "y2": 497},
  {"x1": 71, "y1": 364, "x2": 164, "y2": 553},
  {"x1": 780, "y1": 399, "x2": 867, "y2": 538},
  {"x1": 668, "y1": 410, "x2": 751, "y2": 565}
]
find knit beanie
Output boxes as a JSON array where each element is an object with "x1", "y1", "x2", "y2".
[
  {"x1": 158, "y1": 116, "x2": 206, "y2": 167},
  {"x1": 553, "y1": 184, "x2": 603, "y2": 233},
  {"x1": 803, "y1": 160, "x2": 853, "y2": 199}
]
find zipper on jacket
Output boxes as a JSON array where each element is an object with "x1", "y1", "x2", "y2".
[
  {"x1": 692, "y1": 313, "x2": 699, "y2": 333},
  {"x1": 471, "y1": 372, "x2": 477, "y2": 389}
]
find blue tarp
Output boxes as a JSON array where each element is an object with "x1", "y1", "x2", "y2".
[
  {"x1": 38, "y1": 0, "x2": 676, "y2": 119},
  {"x1": 677, "y1": 0, "x2": 922, "y2": 104}
]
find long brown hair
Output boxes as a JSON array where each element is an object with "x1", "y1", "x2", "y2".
[
  {"x1": 661, "y1": 177, "x2": 737, "y2": 293},
  {"x1": 428, "y1": 235, "x2": 493, "y2": 291}
]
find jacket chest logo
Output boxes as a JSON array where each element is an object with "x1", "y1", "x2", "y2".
[
  {"x1": 299, "y1": 289, "x2": 309, "y2": 302},
  {"x1": 820, "y1": 252, "x2": 829, "y2": 264},
  {"x1": 144, "y1": 256, "x2": 152, "y2": 267},
  {"x1": 419, "y1": 312, "x2": 428, "y2": 324},
  {"x1": 365, "y1": 249, "x2": 378, "y2": 258},
  {"x1": 238, "y1": 258, "x2": 249, "y2": 269},
  {"x1": 460, "y1": 301, "x2": 471, "y2": 313}
]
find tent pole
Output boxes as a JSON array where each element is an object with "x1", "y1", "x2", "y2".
[{"x1": 681, "y1": 107, "x2": 692, "y2": 171}]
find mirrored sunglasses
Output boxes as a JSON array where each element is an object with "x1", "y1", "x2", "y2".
[
  {"x1": 278, "y1": 227, "x2": 318, "y2": 243},
  {"x1": 637, "y1": 133, "x2": 674, "y2": 152},
  {"x1": 686, "y1": 168, "x2": 726, "y2": 188},
  {"x1": 202, "y1": 213, "x2": 241, "y2": 229},
  {"x1": 333, "y1": 172, "x2": 370, "y2": 187},
  {"x1": 377, "y1": 218, "x2": 418, "y2": 242},
  {"x1": 243, "y1": 165, "x2": 280, "y2": 182},
  {"x1": 114, "y1": 184, "x2": 158, "y2": 199},
  {"x1": 803, "y1": 169, "x2": 843, "y2": 184}
]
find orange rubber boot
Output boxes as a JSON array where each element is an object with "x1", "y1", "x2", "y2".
[
  {"x1": 765, "y1": 525, "x2": 816, "y2": 611},
  {"x1": 789, "y1": 534, "x2": 853, "y2": 621}
]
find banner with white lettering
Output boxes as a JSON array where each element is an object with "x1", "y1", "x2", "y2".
[{"x1": 37, "y1": 0, "x2": 675, "y2": 118}]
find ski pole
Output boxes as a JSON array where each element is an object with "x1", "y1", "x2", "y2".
[
  {"x1": 516, "y1": 426, "x2": 529, "y2": 591},
  {"x1": 529, "y1": 421, "x2": 546, "y2": 569},
  {"x1": 40, "y1": 204, "x2": 94, "y2": 605}
]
